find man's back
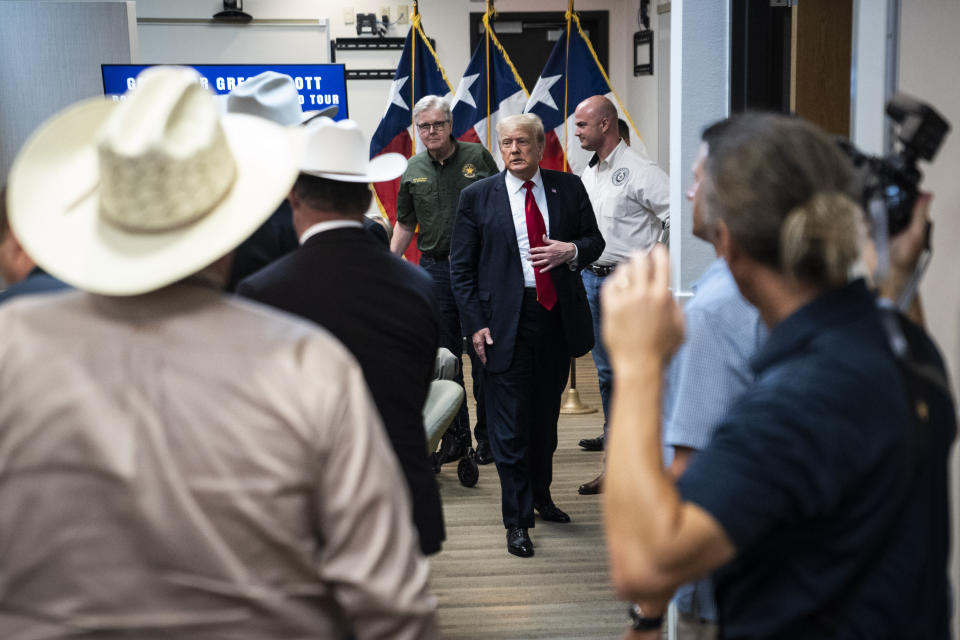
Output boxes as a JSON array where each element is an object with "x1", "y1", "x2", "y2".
[
  {"x1": 0, "y1": 285, "x2": 436, "y2": 639},
  {"x1": 237, "y1": 227, "x2": 444, "y2": 554},
  {"x1": 678, "y1": 281, "x2": 953, "y2": 639}
]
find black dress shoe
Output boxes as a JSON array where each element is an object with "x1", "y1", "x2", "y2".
[
  {"x1": 578, "y1": 471, "x2": 604, "y2": 495},
  {"x1": 578, "y1": 435, "x2": 604, "y2": 452},
  {"x1": 506, "y1": 527, "x2": 534, "y2": 557},
  {"x1": 475, "y1": 440, "x2": 494, "y2": 465},
  {"x1": 534, "y1": 501, "x2": 571, "y2": 523},
  {"x1": 435, "y1": 433, "x2": 466, "y2": 465}
]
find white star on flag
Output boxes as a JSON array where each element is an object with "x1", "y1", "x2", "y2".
[
  {"x1": 524, "y1": 74, "x2": 561, "y2": 111},
  {"x1": 451, "y1": 73, "x2": 479, "y2": 110},
  {"x1": 384, "y1": 75, "x2": 409, "y2": 115}
]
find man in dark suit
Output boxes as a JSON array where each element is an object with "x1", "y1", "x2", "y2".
[
  {"x1": 237, "y1": 118, "x2": 445, "y2": 555},
  {"x1": 450, "y1": 113, "x2": 604, "y2": 557},
  {"x1": 0, "y1": 186, "x2": 68, "y2": 304},
  {"x1": 220, "y1": 72, "x2": 388, "y2": 292}
]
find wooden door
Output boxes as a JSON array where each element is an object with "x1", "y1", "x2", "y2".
[
  {"x1": 730, "y1": 0, "x2": 853, "y2": 137},
  {"x1": 791, "y1": 0, "x2": 854, "y2": 136}
]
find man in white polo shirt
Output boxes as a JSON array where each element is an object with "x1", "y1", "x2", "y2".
[{"x1": 573, "y1": 95, "x2": 669, "y2": 495}]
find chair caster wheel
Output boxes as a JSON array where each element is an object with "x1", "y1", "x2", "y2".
[{"x1": 458, "y1": 448, "x2": 479, "y2": 487}]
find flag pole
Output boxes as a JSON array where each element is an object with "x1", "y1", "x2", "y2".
[
  {"x1": 562, "y1": 0, "x2": 573, "y2": 173},
  {"x1": 484, "y1": 0, "x2": 493, "y2": 152},
  {"x1": 558, "y1": 0, "x2": 596, "y2": 415},
  {"x1": 411, "y1": 1, "x2": 419, "y2": 157},
  {"x1": 560, "y1": 357, "x2": 597, "y2": 415},
  {"x1": 568, "y1": 11, "x2": 646, "y2": 147}
]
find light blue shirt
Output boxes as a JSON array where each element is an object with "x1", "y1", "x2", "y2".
[{"x1": 662, "y1": 257, "x2": 766, "y2": 620}]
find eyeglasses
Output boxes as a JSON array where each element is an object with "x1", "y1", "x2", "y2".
[{"x1": 416, "y1": 120, "x2": 450, "y2": 132}]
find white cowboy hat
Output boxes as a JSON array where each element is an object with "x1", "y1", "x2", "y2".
[
  {"x1": 222, "y1": 70, "x2": 338, "y2": 126},
  {"x1": 301, "y1": 117, "x2": 406, "y2": 183},
  {"x1": 6, "y1": 65, "x2": 304, "y2": 296}
]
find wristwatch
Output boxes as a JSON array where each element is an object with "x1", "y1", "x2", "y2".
[{"x1": 628, "y1": 603, "x2": 664, "y2": 631}]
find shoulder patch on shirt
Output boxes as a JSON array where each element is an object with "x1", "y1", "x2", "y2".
[
  {"x1": 462, "y1": 163, "x2": 477, "y2": 179},
  {"x1": 411, "y1": 177, "x2": 429, "y2": 184},
  {"x1": 612, "y1": 167, "x2": 630, "y2": 186}
]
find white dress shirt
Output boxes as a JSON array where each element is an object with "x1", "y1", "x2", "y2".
[
  {"x1": 299, "y1": 219, "x2": 363, "y2": 244},
  {"x1": 504, "y1": 169, "x2": 551, "y2": 288}
]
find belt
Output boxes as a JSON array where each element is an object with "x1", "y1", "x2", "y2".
[
  {"x1": 421, "y1": 252, "x2": 449, "y2": 261},
  {"x1": 587, "y1": 263, "x2": 617, "y2": 276}
]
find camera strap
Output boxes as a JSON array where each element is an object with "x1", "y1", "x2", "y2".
[
  {"x1": 809, "y1": 308, "x2": 945, "y2": 636},
  {"x1": 896, "y1": 246, "x2": 932, "y2": 313}
]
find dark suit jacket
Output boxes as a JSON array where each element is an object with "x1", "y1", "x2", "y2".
[
  {"x1": 450, "y1": 169, "x2": 604, "y2": 373},
  {"x1": 236, "y1": 226, "x2": 445, "y2": 554},
  {"x1": 226, "y1": 202, "x2": 389, "y2": 292},
  {"x1": 0, "y1": 268, "x2": 68, "y2": 305}
]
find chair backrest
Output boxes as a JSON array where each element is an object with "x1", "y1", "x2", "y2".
[
  {"x1": 422, "y1": 379, "x2": 465, "y2": 453},
  {"x1": 433, "y1": 347, "x2": 459, "y2": 381}
]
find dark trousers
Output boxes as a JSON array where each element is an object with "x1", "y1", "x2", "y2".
[
  {"x1": 419, "y1": 255, "x2": 487, "y2": 445},
  {"x1": 484, "y1": 289, "x2": 569, "y2": 528}
]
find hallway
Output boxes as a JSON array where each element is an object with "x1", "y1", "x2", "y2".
[{"x1": 429, "y1": 354, "x2": 627, "y2": 639}]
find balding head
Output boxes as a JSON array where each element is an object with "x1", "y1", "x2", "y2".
[{"x1": 573, "y1": 95, "x2": 620, "y2": 159}]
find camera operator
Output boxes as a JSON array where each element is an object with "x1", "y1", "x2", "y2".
[{"x1": 603, "y1": 113, "x2": 954, "y2": 639}]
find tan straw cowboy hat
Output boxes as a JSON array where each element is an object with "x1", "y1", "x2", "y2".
[{"x1": 6, "y1": 66, "x2": 304, "y2": 296}]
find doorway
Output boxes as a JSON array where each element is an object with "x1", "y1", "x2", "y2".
[
  {"x1": 730, "y1": 0, "x2": 853, "y2": 137},
  {"x1": 468, "y1": 11, "x2": 609, "y2": 91}
]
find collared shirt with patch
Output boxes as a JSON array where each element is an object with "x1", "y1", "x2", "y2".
[
  {"x1": 580, "y1": 140, "x2": 669, "y2": 266},
  {"x1": 396, "y1": 139, "x2": 498, "y2": 257}
]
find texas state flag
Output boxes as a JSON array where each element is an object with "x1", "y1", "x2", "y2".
[
  {"x1": 450, "y1": 21, "x2": 528, "y2": 170},
  {"x1": 369, "y1": 16, "x2": 452, "y2": 262},
  {"x1": 524, "y1": 13, "x2": 646, "y2": 174}
]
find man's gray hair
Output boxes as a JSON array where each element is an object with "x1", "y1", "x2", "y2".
[
  {"x1": 496, "y1": 113, "x2": 545, "y2": 145},
  {"x1": 412, "y1": 95, "x2": 451, "y2": 122}
]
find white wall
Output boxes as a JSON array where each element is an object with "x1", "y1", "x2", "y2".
[
  {"x1": 669, "y1": 0, "x2": 729, "y2": 294},
  {"x1": 0, "y1": 1, "x2": 136, "y2": 179},
  {"x1": 130, "y1": 0, "x2": 658, "y2": 166},
  {"x1": 899, "y1": 1, "x2": 960, "y2": 398},
  {"x1": 851, "y1": 0, "x2": 897, "y2": 155},
  {"x1": 625, "y1": 0, "x2": 663, "y2": 166},
  {"x1": 898, "y1": 2, "x2": 960, "y2": 633}
]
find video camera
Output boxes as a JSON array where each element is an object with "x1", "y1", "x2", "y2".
[{"x1": 838, "y1": 92, "x2": 950, "y2": 236}]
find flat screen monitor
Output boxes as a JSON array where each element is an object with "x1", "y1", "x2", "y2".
[{"x1": 101, "y1": 64, "x2": 348, "y2": 119}]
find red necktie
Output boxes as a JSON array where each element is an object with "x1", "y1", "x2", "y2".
[{"x1": 523, "y1": 180, "x2": 558, "y2": 310}]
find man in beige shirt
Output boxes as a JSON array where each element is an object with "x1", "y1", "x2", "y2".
[{"x1": 0, "y1": 66, "x2": 437, "y2": 640}]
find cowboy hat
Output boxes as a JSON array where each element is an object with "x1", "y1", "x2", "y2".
[
  {"x1": 301, "y1": 117, "x2": 406, "y2": 183},
  {"x1": 6, "y1": 65, "x2": 304, "y2": 296},
  {"x1": 222, "y1": 70, "x2": 338, "y2": 125}
]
